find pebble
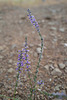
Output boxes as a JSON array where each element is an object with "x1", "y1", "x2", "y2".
[
  {"x1": 36, "y1": 48, "x2": 41, "y2": 54},
  {"x1": 38, "y1": 44, "x2": 41, "y2": 47},
  {"x1": 8, "y1": 59, "x2": 13, "y2": 63},
  {"x1": 32, "y1": 31, "x2": 35, "y2": 34},
  {"x1": 49, "y1": 64, "x2": 54, "y2": 71},
  {"x1": 8, "y1": 68, "x2": 14, "y2": 73},
  {"x1": 29, "y1": 44, "x2": 34, "y2": 47},
  {"x1": 11, "y1": 44, "x2": 17, "y2": 49},
  {"x1": 48, "y1": 22, "x2": 55, "y2": 25},
  {"x1": 7, "y1": 90, "x2": 12, "y2": 94},
  {"x1": 51, "y1": 9, "x2": 56, "y2": 13},
  {"x1": 44, "y1": 65, "x2": 49, "y2": 70},
  {"x1": 49, "y1": 78, "x2": 52, "y2": 82},
  {"x1": 65, "y1": 67, "x2": 67, "y2": 73},
  {"x1": 33, "y1": 52, "x2": 38, "y2": 57},
  {"x1": 50, "y1": 27, "x2": 57, "y2": 31},
  {"x1": 58, "y1": 63, "x2": 65, "y2": 69},
  {"x1": 51, "y1": 68, "x2": 62, "y2": 76},
  {"x1": 0, "y1": 82, "x2": 4, "y2": 88},
  {"x1": 59, "y1": 28, "x2": 65, "y2": 32},
  {"x1": 64, "y1": 43, "x2": 67, "y2": 47},
  {"x1": 41, "y1": 19, "x2": 45, "y2": 23},
  {"x1": 64, "y1": 61, "x2": 67, "y2": 66},
  {"x1": 0, "y1": 56, "x2": 3, "y2": 59},
  {"x1": 54, "y1": 85, "x2": 61, "y2": 91}
]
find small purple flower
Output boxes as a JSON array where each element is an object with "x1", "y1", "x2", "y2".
[
  {"x1": 16, "y1": 67, "x2": 19, "y2": 71},
  {"x1": 26, "y1": 65, "x2": 30, "y2": 68},
  {"x1": 37, "y1": 80, "x2": 44, "y2": 85},
  {"x1": 27, "y1": 9, "x2": 40, "y2": 33},
  {"x1": 19, "y1": 71, "x2": 21, "y2": 73}
]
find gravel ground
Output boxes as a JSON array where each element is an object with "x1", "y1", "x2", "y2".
[{"x1": 0, "y1": 2, "x2": 67, "y2": 100}]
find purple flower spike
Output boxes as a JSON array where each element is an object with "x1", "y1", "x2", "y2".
[
  {"x1": 16, "y1": 37, "x2": 30, "y2": 75},
  {"x1": 27, "y1": 9, "x2": 40, "y2": 33}
]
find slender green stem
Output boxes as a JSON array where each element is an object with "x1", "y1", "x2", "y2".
[
  {"x1": 14, "y1": 51, "x2": 22, "y2": 98},
  {"x1": 33, "y1": 31, "x2": 43, "y2": 99},
  {"x1": 25, "y1": 37, "x2": 33, "y2": 99}
]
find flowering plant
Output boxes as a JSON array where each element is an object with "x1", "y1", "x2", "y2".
[{"x1": 0, "y1": 9, "x2": 67, "y2": 100}]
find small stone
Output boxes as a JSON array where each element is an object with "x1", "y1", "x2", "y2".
[
  {"x1": 11, "y1": 44, "x2": 17, "y2": 49},
  {"x1": 65, "y1": 67, "x2": 67, "y2": 73},
  {"x1": 0, "y1": 56, "x2": 3, "y2": 59},
  {"x1": 44, "y1": 65, "x2": 49, "y2": 70},
  {"x1": 54, "y1": 63, "x2": 58, "y2": 68},
  {"x1": 33, "y1": 52, "x2": 38, "y2": 57},
  {"x1": 36, "y1": 48, "x2": 41, "y2": 54},
  {"x1": 8, "y1": 59, "x2": 13, "y2": 63},
  {"x1": 42, "y1": 19, "x2": 45, "y2": 23},
  {"x1": 0, "y1": 82, "x2": 4, "y2": 88},
  {"x1": 38, "y1": 44, "x2": 41, "y2": 47},
  {"x1": 50, "y1": 27, "x2": 57, "y2": 31},
  {"x1": 54, "y1": 85, "x2": 61, "y2": 91},
  {"x1": 59, "y1": 28, "x2": 65, "y2": 32},
  {"x1": 7, "y1": 90, "x2": 12, "y2": 94},
  {"x1": 51, "y1": 68, "x2": 62, "y2": 76},
  {"x1": 49, "y1": 64, "x2": 54, "y2": 71},
  {"x1": 58, "y1": 63, "x2": 65, "y2": 69},
  {"x1": 51, "y1": 9, "x2": 56, "y2": 13},
  {"x1": 64, "y1": 43, "x2": 67, "y2": 47},
  {"x1": 64, "y1": 61, "x2": 67, "y2": 66},
  {"x1": 32, "y1": 31, "x2": 35, "y2": 34},
  {"x1": 49, "y1": 78, "x2": 52, "y2": 82},
  {"x1": 29, "y1": 44, "x2": 34, "y2": 47},
  {"x1": 48, "y1": 22, "x2": 55, "y2": 25},
  {"x1": 8, "y1": 68, "x2": 14, "y2": 73}
]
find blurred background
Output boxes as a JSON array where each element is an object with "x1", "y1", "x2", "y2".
[{"x1": 0, "y1": 0, "x2": 67, "y2": 7}]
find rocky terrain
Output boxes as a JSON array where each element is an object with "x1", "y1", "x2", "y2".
[{"x1": 0, "y1": 2, "x2": 67, "y2": 100}]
